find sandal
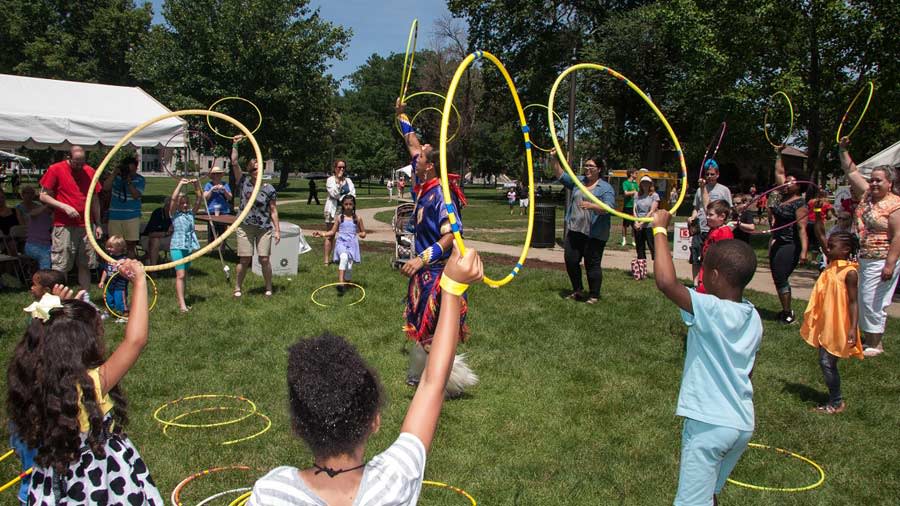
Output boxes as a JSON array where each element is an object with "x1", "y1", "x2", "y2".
[
  {"x1": 233, "y1": 289, "x2": 242, "y2": 298},
  {"x1": 585, "y1": 297, "x2": 599, "y2": 305},
  {"x1": 565, "y1": 291, "x2": 584, "y2": 301},
  {"x1": 811, "y1": 401, "x2": 846, "y2": 414},
  {"x1": 264, "y1": 290, "x2": 273, "y2": 297}
]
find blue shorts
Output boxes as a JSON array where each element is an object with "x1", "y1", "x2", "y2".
[
  {"x1": 674, "y1": 418, "x2": 753, "y2": 505},
  {"x1": 170, "y1": 248, "x2": 192, "y2": 271}
]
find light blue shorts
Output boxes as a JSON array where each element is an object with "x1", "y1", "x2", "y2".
[
  {"x1": 170, "y1": 248, "x2": 192, "y2": 271},
  {"x1": 674, "y1": 418, "x2": 753, "y2": 506}
]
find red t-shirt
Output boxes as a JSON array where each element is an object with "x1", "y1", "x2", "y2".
[
  {"x1": 39, "y1": 161, "x2": 101, "y2": 227},
  {"x1": 697, "y1": 225, "x2": 734, "y2": 293},
  {"x1": 807, "y1": 200, "x2": 833, "y2": 222}
]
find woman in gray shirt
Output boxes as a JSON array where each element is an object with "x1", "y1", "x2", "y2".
[{"x1": 632, "y1": 176, "x2": 660, "y2": 279}]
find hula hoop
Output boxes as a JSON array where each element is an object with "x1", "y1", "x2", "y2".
[
  {"x1": 197, "y1": 487, "x2": 252, "y2": 506},
  {"x1": 207, "y1": 97, "x2": 263, "y2": 139},
  {"x1": 740, "y1": 180, "x2": 818, "y2": 235},
  {"x1": 548, "y1": 63, "x2": 689, "y2": 222},
  {"x1": 85, "y1": 109, "x2": 264, "y2": 273},
  {"x1": 161, "y1": 407, "x2": 272, "y2": 446},
  {"x1": 727, "y1": 442, "x2": 825, "y2": 492},
  {"x1": 160, "y1": 129, "x2": 218, "y2": 179},
  {"x1": 0, "y1": 449, "x2": 13, "y2": 462},
  {"x1": 0, "y1": 468, "x2": 32, "y2": 494},
  {"x1": 310, "y1": 282, "x2": 366, "y2": 307},
  {"x1": 102, "y1": 271, "x2": 158, "y2": 320},
  {"x1": 440, "y1": 50, "x2": 535, "y2": 288},
  {"x1": 523, "y1": 103, "x2": 565, "y2": 153},
  {"x1": 423, "y1": 480, "x2": 477, "y2": 505},
  {"x1": 154, "y1": 394, "x2": 257, "y2": 428},
  {"x1": 698, "y1": 122, "x2": 727, "y2": 181},
  {"x1": 397, "y1": 91, "x2": 462, "y2": 143},
  {"x1": 835, "y1": 81, "x2": 874, "y2": 143},
  {"x1": 764, "y1": 91, "x2": 794, "y2": 148},
  {"x1": 228, "y1": 491, "x2": 252, "y2": 506},
  {"x1": 171, "y1": 465, "x2": 253, "y2": 506},
  {"x1": 400, "y1": 19, "x2": 418, "y2": 102}
]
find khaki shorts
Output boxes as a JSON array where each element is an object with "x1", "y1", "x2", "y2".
[
  {"x1": 108, "y1": 218, "x2": 141, "y2": 242},
  {"x1": 51, "y1": 226, "x2": 98, "y2": 272},
  {"x1": 236, "y1": 224, "x2": 273, "y2": 257}
]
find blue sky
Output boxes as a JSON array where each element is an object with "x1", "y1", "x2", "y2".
[{"x1": 149, "y1": 0, "x2": 461, "y2": 86}]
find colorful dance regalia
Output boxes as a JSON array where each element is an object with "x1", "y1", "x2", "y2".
[{"x1": 404, "y1": 159, "x2": 468, "y2": 345}]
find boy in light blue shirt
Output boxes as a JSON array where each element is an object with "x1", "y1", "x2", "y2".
[{"x1": 651, "y1": 210, "x2": 763, "y2": 506}]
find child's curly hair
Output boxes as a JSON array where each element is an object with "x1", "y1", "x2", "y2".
[
  {"x1": 7, "y1": 300, "x2": 129, "y2": 473},
  {"x1": 287, "y1": 333, "x2": 384, "y2": 458}
]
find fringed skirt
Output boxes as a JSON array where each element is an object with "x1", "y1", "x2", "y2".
[{"x1": 404, "y1": 264, "x2": 468, "y2": 345}]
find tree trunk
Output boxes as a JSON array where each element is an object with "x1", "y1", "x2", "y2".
[{"x1": 278, "y1": 160, "x2": 291, "y2": 189}]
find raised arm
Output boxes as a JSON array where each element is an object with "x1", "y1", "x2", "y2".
[
  {"x1": 838, "y1": 137, "x2": 870, "y2": 198},
  {"x1": 191, "y1": 180, "x2": 203, "y2": 213},
  {"x1": 396, "y1": 98, "x2": 423, "y2": 159},
  {"x1": 230, "y1": 135, "x2": 244, "y2": 181},
  {"x1": 98, "y1": 260, "x2": 149, "y2": 394},
  {"x1": 651, "y1": 210, "x2": 693, "y2": 314},
  {"x1": 169, "y1": 180, "x2": 185, "y2": 216},
  {"x1": 774, "y1": 146, "x2": 786, "y2": 185},
  {"x1": 400, "y1": 247, "x2": 483, "y2": 451}
]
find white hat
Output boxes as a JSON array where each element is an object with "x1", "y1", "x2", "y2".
[{"x1": 640, "y1": 175, "x2": 652, "y2": 183}]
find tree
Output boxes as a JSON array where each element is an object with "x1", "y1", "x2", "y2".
[{"x1": 129, "y1": 0, "x2": 350, "y2": 188}]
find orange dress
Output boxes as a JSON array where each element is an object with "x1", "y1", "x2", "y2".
[{"x1": 800, "y1": 260, "x2": 863, "y2": 358}]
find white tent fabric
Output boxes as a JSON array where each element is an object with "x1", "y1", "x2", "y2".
[
  {"x1": 857, "y1": 140, "x2": 900, "y2": 177},
  {"x1": 0, "y1": 74, "x2": 185, "y2": 150}
]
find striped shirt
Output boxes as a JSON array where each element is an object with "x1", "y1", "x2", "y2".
[{"x1": 248, "y1": 433, "x2": 426, "y2": 505}]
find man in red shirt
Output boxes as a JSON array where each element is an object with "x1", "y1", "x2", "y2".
[{"x1": 39, "y1": 146, "x2": 103, "y2": 293}]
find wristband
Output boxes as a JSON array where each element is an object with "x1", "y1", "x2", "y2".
[
  {"x1": 440, "y1": 275, "x2": 469, "y2": 296},
  {"x1": 399, "y1": 114, "x2": 414, "y2": 136},
  {"x1": 418, "y1": 243, "x2": 444, "y2": 264},
  {"x1": 653, "y1": 227, "x2": 668, "y2": 237}
]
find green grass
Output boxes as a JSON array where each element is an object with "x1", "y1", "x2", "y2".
[{"x1": 1, "y1": 238, "x2": 898, "y2": 505}]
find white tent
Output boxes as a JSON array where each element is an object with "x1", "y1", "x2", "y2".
[
  {"x1": 858, "y1": 140, "x2": 900, "y2": 177},
  {"x1": 0, "y1": 74, "x2": 185, "y2": 150}
]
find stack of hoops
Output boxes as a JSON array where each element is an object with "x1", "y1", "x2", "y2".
[{"x1": 153, "y1": 394, "x2": 272, "y2": 446}]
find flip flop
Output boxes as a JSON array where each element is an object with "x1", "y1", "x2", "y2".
[{"x1": 233, "y1": 289, "x2": 242, "y2": 299}]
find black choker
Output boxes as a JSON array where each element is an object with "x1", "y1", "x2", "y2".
[{"x1": 312, "y1": 462, "x2": 366, "y2": 478}]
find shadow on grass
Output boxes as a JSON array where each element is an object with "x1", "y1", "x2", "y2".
[{"x1": 781, "y1": 380, "x2": 828, "y2": 405}]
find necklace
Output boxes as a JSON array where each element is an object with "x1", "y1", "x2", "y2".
[{"x1": 312, "y1": 462, "x2": 366, "y2": 478}]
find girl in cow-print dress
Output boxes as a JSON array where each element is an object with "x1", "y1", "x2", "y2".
[{"x1": 9, "y1": 261, "x2": 163, "y2": 505}]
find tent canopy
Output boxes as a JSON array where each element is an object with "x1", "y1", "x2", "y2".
[
  {"x1": 858, "y1": 140, "x2": 900, "y2": 177},
  {"x1": 0, "y1": 74, "x2": 185, "y2": 150}
]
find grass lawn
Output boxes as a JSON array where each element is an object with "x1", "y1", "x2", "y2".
[{"x1": 1, "y1": 237, "x2": 898, "y2": 504}]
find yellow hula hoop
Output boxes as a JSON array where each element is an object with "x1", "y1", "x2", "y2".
[
  {"x1": 0, "y1": 449, "x2": 13, "y2": 462},
  {"x1": 440, "y1": 51, "x2": 535, "y2": 288},
  {"x1": 396, "y1": 91, "x2": 462, "y2": 143},
  {"x1": 171, "y1": 465, "x2": 253, "y2": 506},
  {"x1": 764, "y1": 91, "x2": 794, "y2": 148},
  {"x1": 310, "y1": 282, "x2": 366, "y2": 308},
  {"x1": 400, "y1": 19, "x2": 418, "y2": 102},
  {"x1": 523, "y1": 103, "x2": 564, "y2": 153},
  {"x1": 836, "y1": 81, "x2": 874, "y2": 143},
  {"x1": 207, "y1": 97, "x2": 263, "y2": 139},
  {"x1": 85, "y1": 109, "x2": 264, "y2": 272},
  {"x1": 153, "y1": 394, "x2": 258, "y2": 428},
  {"x1": 0, "y1": 468, "x2": 32, "y2": 494},
  {"x1": 161, "y1": 407, "x2": 272, "y2": 446},
  {"x1": 229, "y1": 491, "x2": 252, "y2": 506},
  {"x1": 727, "y1": 442, "x2": 825, "y2": 492},
  {"x1": 102, "y1": 271, "x2": 158, "y2": 320},
  {"x1": 423, "y1": 480, "x2": 477, "y2": 505},
  {"x1": 548, "y1": 63, "x2": 688, "y2": 222}
]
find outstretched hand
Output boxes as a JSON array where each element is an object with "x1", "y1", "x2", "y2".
[
  {"x1": 116, "y1": 259, "x2": 146, "y2": 283},
  {"x1": 395, "y1": 98, "x2": 406, "y2": 116},
  {"x1": 838, "y1": 136, "x2": 851, "y2": 150},
  {"x1": 444, "y1": 246, "x2": 483, "y2": 285}
]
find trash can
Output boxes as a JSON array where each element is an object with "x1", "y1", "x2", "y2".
[
  {"x1": 253, "y1": 221, "x2": 301, "y2": 276},
  {"x1": 530, "y1": 203, "x2": 556, "y2": 248}
]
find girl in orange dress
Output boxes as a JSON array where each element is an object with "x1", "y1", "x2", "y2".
[{"x1": 800, "y1": 232, "x2": 862, "y2": 414}]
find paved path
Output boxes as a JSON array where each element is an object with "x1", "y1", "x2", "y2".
[{"x1": 356, "y1": 205, "x2": 900, "y2": 318}]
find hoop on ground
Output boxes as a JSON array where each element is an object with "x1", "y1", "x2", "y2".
[
  {"x1": 102, "y1": 271, "x2": 158, "y2": 320},
  {"x1": 400, "y1": 19, "x2": 418, "y2": 102},
  {"x1": 740, "y1": 180, "x2": 819, "y2": 235},
  {"x1": 197, "y1": 488, "x2": 252, "y2": 506},
  {"x1": 84, "y1": 109, "x2": 264, "y2": 272},
  {"x1": 835, "y1": 81, "x2": 874, "y2": 143},
  {"x1": 154, "y1": 394, "x2": 258, "y2": 428},
  {"x1": 548, "y1": 63, "x2": 688, "y2": 222},
  {"x1": 397, "y1": 91, "x2": 462, "y2": 143},
  {"x1": 171, "y1": 465, "x2": 253, "y2": 506},
  {"x1": 523, "y1": 103, "x2": 565, "y2": 153},
  {"x1": 727, "y1": 442, "x2": 825, "y2": 492},
  {"x1": 161, "y1": 406, "x2": 271, "y2": 445},
  {"x1": 764, "y1": 91, "x2": 794, "y2": 148},
  {"x1": 207, "y1": 97, "x2": 263, "y2": 139},
  {"x1": 698, "y1": 122, "x2": 727, "y2": 181},
  {"x1": 440, "y1": 50, "x2": 535, "y2": 288},
  {"x1": 0, "y1": 469, "x2": 32, "y2": 494},
  {"x1": 310, "y1": 282, "x2": 366, "y2": 307},
  {"x1": 423, "y1": 480, "x2": 477, "y2": 505}
]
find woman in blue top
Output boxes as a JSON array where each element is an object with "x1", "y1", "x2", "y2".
[
  {"x1": 551, "y1": 149, "x2": 616, "y2": 303},
  {"x1": 169, "y1": 179, "x2": 202, "y2": 313},
  {"x1": 203, "y1": 166, "x2": 232, "y2": 215}
]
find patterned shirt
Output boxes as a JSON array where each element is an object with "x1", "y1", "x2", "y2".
[
  {"x1": 238, "y1": 175, "x2": 277, "y2": 229},
  {"x1": 857, "y1": 190, "x2": 900, "y2": 260},
  {"x1": 170, "y1": 211, "x2": 200, "y2": 251},
  {"x1": 248, "y1": 433, "x2": 426, "y2": 506}
]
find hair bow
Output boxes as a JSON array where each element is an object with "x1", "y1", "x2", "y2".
[{"x1": 23, "y1": 294, "x2": 63, "y2": 322}]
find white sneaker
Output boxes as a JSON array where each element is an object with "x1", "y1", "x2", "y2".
[
  {"x1": 621, "y1": 237, "x2": 626, "y2": 246},
  {"x1": 863, "y1": 347, "x2": 883, "y2": 357}
]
